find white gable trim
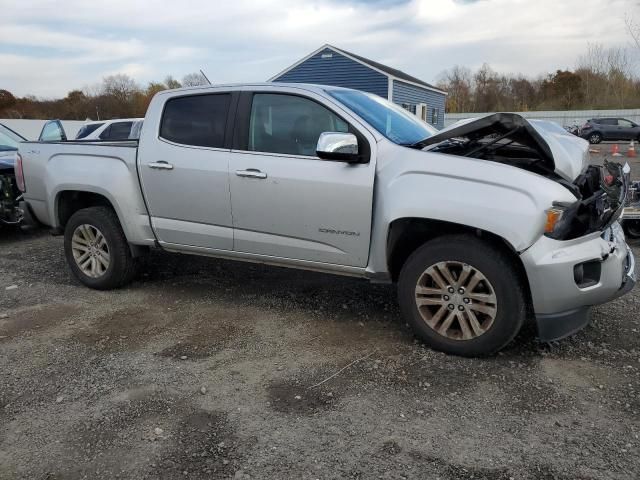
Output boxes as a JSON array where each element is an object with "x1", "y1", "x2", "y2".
[
  {"x1": 268, "y1": 44, "x2": 447, "y2": 97},
  {"x1": 267, "y1": 44, "x2": 333, "y2": 82},
  {"x1": 388, "y1": 75, "x2": 448, "y2": 96}
]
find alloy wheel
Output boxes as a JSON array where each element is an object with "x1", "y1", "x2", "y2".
[
  {"x1": 71, "y1": 224, "x2": 110, "y2": 278},
  {"x1": 414, "y1": 261, "x2": 497, "y2": 341}
]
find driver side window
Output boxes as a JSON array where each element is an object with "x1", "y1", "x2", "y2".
[{"x1": 248, "y1": 93, "x2": 349, "y2": 156}]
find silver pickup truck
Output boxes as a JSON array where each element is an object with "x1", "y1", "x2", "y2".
[{"x1": 17, "y1": 83, "x2": 636, "y2": 356}]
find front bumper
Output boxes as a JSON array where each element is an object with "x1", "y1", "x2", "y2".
[{"x1": 521, "y1": 222, "x2": 636, "y2": 341}]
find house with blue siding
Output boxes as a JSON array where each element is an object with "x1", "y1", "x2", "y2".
[{"x1": 269, "y1": 44, "x2": 447, "y2": 128}]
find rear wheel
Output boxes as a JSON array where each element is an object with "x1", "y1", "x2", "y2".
[
  {"x1": 397, "y1": 235, "x2": 526, "y2": 357},
  {"x1": 588, "y1": 132, "x2": 602, "y2": 144},
  {"x1": 64, "y1": 206, "x2": 137, "y2": 289}
]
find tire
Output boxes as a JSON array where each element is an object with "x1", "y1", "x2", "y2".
[
  {"x1": 622, "y1": 219, "x2": 640, "y2": 239},
  {"x1": 588, "y1": 132, "x2": 602, "y2": 144},
  {"x1": 397, "y1": 235, "x2": 526, "y2": 357},
  {"x1": 64, "y1": 206, "x2": 137, "y2": 289}
]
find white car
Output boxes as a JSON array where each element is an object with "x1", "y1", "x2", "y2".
[{"x1": 75, "y1": 118, "x2": 143, "y2": 141}]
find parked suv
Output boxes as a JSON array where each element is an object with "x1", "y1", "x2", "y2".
[{"x1": 581, "y1": 117, "x2": 640, "y2": 144}]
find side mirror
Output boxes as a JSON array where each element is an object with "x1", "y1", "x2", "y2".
[{"x1": 316, "y1": 132, "x2": 361, "y2": 163}]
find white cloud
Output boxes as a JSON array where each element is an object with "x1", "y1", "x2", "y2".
[{"x1": 0, "y1": 0, "x2": 637, "y2": 97}]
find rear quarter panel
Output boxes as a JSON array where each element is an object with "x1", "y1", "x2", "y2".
[{"x1": 20, "y1": 141, "x2": 155, "y2": 245}]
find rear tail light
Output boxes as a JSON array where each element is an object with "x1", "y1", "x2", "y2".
[{"x1": 15, "y1": 152, "x2": 25, "y2": 192}]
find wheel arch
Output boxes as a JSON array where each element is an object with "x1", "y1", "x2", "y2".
[
  {"x1": 386, "y1": 217, "x2": 533, "y2": 307},
  {"x1": 56, "y1": 189, "x2": 117, "y2": 229},
  {"x1": 54, "y1": 189, "x2": 148, "y2": 257}
]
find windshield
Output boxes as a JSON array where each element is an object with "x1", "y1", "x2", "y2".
[
  {"x1": 327, "y1": 89, "x2": 437, "y2": 145},
  {"x1": 0, "y1": 123, "x2": 26, "y2": 151}
]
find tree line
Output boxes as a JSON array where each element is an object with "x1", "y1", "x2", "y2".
[
  {"x1": 0, "y1": 72, "x2": 208, "y2": 120},
  {"x1": 0, "y1": 42, "x2": 639, "y2": 120},
  {"x1": 437, "y1": 44, "x2": 640, "y2": 113}
]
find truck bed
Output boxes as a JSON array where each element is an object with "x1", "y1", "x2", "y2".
[{"x1": 19, "y1": 140, "x2": 155, "y2": 246}]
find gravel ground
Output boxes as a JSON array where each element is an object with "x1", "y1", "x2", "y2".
[{"x1": 1, "y1": 147, "x2": 639, "y2": 480}]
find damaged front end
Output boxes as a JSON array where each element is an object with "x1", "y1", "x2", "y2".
[
  {"x1": 546, "y1": 161, "x2": 630, "y2": 240},
  {"x1": 416, "y1": 113, "x2": 630, "y2": 240},
  {"x1": 0, "y1": 162, "x2": 23, "y2": 226}
]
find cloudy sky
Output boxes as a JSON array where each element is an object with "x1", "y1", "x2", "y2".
[{"x1": 1, "y1": 0, "x2": 638, "y2": 98}]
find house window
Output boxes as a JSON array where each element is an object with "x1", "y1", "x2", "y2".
[
  {"x1": 431, "y1": 108, "x2": 439, "y2": 125},
  {"x1": 401, "y1": 103, "x2": 416, "y2": 114}
]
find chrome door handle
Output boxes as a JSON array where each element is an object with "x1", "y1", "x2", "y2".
[
  {"x1": 235, "y1": 169, "x2": 267, "y2": 179},
  {"x1": 148, "y1": 161, "x2": 174, "y2": 170}
]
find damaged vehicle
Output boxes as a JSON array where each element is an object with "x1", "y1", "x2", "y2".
[
  {"x1": 17, "y1": 84, "x2": 636, "y2": 356},
  {"x1": 0, "y1": 123, "x2": 25, "y2": 226},
  {"x1": 622, "y1": 180, "x2": 640, "y2": 238}
]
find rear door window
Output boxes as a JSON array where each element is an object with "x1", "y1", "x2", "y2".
[{"x1": 160, "y1": 94, "x2": 231, "y2": 148}]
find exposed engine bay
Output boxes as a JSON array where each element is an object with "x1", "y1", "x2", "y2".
[
  {"x1": 0, "y1": 169, "x2": 22, "y2": 226},
  {"x1": 416, "y1": 113, "x2": 630, "y2": 240},
  {"x1": 548, "y1": 161, "x2": 629, "y2": 240},
  {"x1": 0, "y1": 123, "x2": 27, "y2": 226}
]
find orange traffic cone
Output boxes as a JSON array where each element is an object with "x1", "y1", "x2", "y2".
[
  {"x1": 628, "y1": 140, "x2": 637, "y2": 158},
  {"x1": 611, "y1": 143, "x2": 621, "y2": 156}
]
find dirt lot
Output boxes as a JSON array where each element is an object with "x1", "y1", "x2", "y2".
[{"x1": 1, "y1": 146, "x2": 639, "y2": 480}]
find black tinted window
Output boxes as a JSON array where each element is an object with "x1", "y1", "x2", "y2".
[
  {"x1": 596, "y1": 118, "x2": 616, "y2": 125},
  {"x1": 76, "y1": 123, "x2": 104, "y2": 139},
  {"x1": 248, "y1": 93, "x2": 348, "y2": 156},
  {"x1": 160, "y1": 94, "x2": 230, "y2": 148},
  {"x1": 101, "y1": 122, "x2": 132, "y2": 140}
]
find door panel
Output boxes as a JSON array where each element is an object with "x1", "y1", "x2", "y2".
[
  {"x1": 229, "y1": 151, "x2": 374, "y2": 266},
  {"x1": 228, "y1": 91, "x2": 375, "y2": 267},
  {"x1": 138, "y1": 92, "x2": 234, "y2": 250}
]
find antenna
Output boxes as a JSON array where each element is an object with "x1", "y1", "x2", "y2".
[{"x1": 199, "y1": 69, "x2": 212, "y2": 85}]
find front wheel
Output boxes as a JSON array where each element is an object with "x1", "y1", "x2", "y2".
[
  {"x1": 397, "y1": 235, "x2": 526, "y2": 357},
  {"x1": 64, "y1": 206, "x2": 137, "y2": 289},
  {"x1": 622, "y1": 219, "x2": 640, "y2": 239}
]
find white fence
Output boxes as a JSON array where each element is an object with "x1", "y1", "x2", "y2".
[
  {"x1": 4, "y1": 109, "x2": 640, "y2": 139},
  {"x1": 1, "y1": 119, "x2": 86, "y2": 140},
  {"x1": 444, "y1": 109, "x2": 640, "y2": 128}
]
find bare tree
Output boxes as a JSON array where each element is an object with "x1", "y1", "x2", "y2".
[
  {"x1": 102, "y1": 74, "x2": 140, "y2": 103},
  {"x1": 182, "y1": 72, "x2": 209, "y2": 87},
  {"x1": 164, "y1": 76, "x2": 182, "y2": 89},
  {"x1": 626, "y1": 13, "x2": 640, "y2": 51},
  {"x1": 437, "y1": 66, "x2": 472, "y2": 113}
]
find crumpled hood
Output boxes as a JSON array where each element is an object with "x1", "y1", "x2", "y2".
[{"x1": 423, "y1": 113, "x2": 589, "y2": 181}]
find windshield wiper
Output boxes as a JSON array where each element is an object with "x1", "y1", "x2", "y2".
[{"x1": 405, "y1": 137, "x2": 432, "y2": 149}]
